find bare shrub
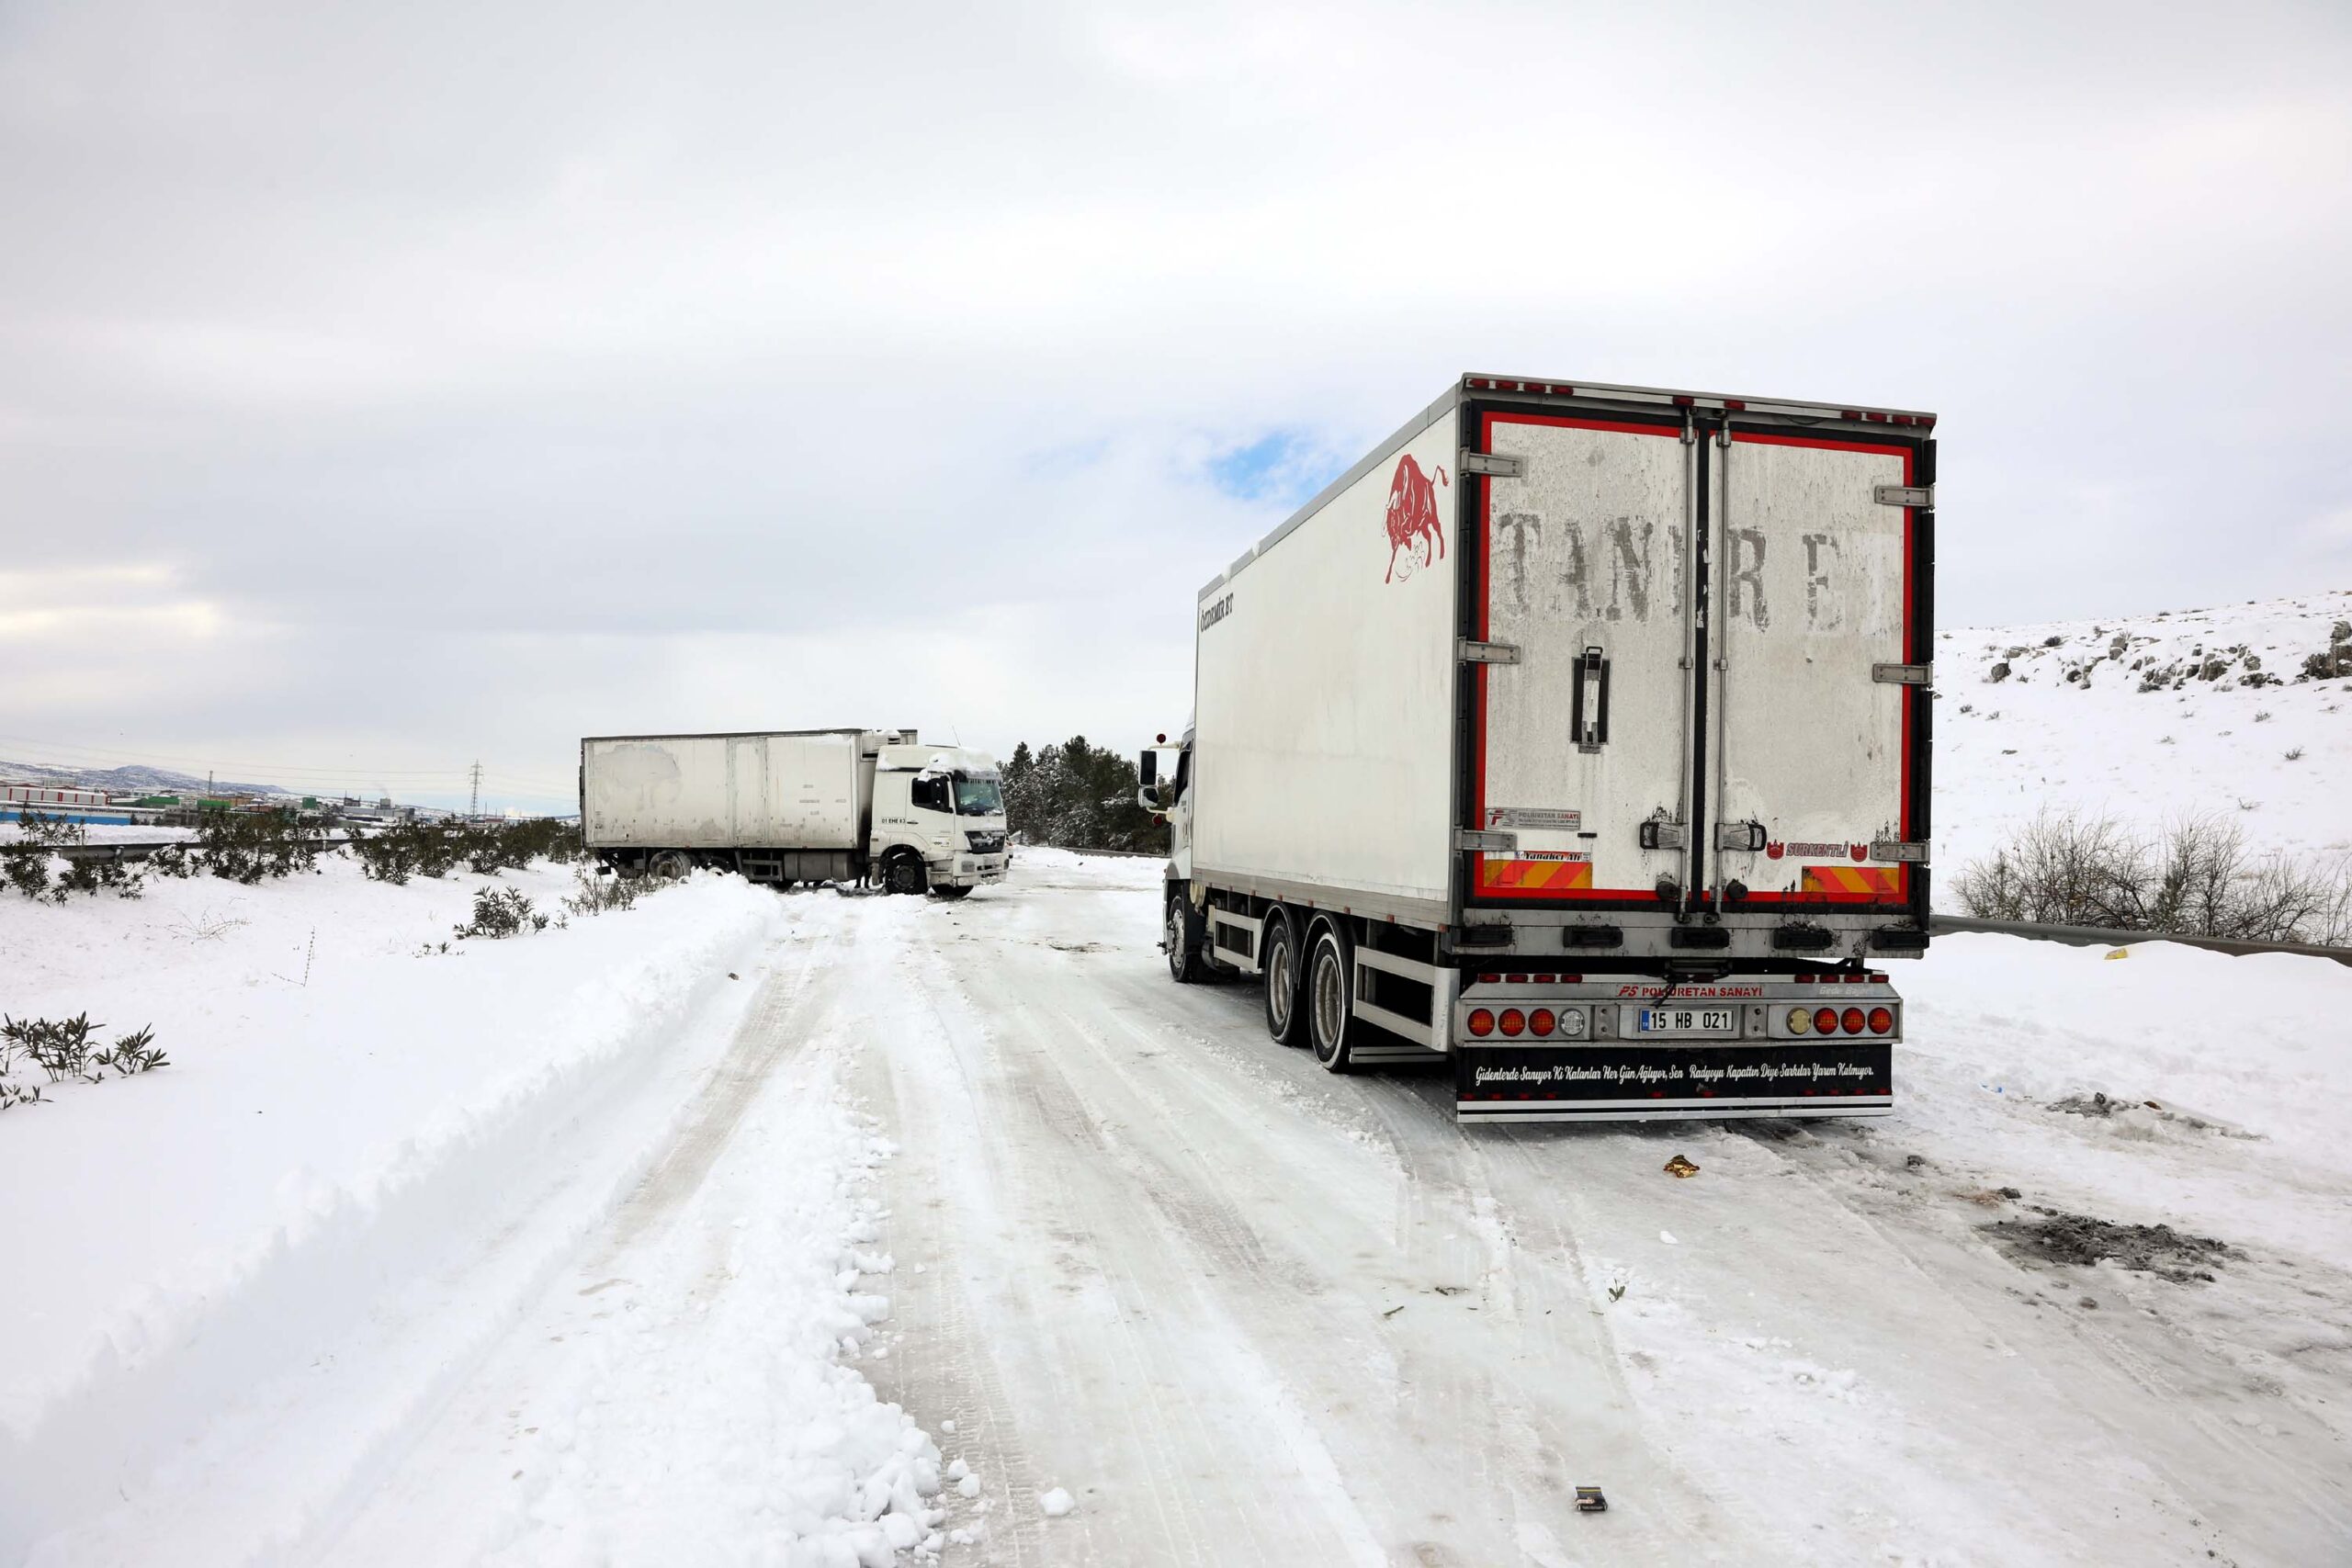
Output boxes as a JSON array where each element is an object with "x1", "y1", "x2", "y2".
[{"x1": 1953, "y1": 810, "x2": 2352, "y2": 943}]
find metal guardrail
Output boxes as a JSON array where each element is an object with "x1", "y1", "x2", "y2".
[
  {"x1": 1929, "y1": 914, "x2": 2352, "y2": 968},
  {"x1": 29, "y1": 837, "x2": 354, "y2": 862}
]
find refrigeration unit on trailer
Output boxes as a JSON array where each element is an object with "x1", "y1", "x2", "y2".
[
  {"x1": 581, "y1": 728, "x2": 1010, "y2": 897},
  {"x1": 1141, "y1": 374, "x2": 1935, "y2": 1122}
]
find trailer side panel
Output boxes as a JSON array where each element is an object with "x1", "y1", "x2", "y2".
[{"x1": 1193, "y1": 407, "x2": 1461, "y2": 918}]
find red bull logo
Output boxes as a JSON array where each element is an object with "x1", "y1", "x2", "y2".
[{"x1": 1383, "y1": 454, "x2": 1449, "y2": 582}]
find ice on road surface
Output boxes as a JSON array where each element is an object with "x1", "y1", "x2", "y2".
[{"x1": 6, "y1": 849, "x2": 2349, "y2": 1564}]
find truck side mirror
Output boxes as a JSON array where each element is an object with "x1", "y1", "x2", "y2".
[{"x1": 1137, "y1": 750, "x2": 1159, "y2": 788}]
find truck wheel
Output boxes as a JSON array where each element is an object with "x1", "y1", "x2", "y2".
[
  {"x1": 885, "y1": 852, "x2": 927, "y2": 896},
  {"x1": 931, "y1": 884, "x2": 973, "y2": 901},
  {"x1": 1261, "y1": 911, "x2": 1307, "y2": 1046},
  {"x1": 650, "y1": 851, "x2": 691, "y2": 881},
  {"x1": 1306, "y1": 922, "x2": 1355, "y2": 1073},
  {"x1": 1165, "y1": 893, "x2": 1202, "y2": 984}
]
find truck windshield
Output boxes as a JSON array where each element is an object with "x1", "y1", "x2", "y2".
[{"x1": 953, "y1": 775, "x2": 1004, "y2": 817}]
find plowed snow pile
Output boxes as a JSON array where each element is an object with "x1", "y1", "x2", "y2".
[{"x1": 0, "y1": 859, "x2": 940, "y2": 1563}]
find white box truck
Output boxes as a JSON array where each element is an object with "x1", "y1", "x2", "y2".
[
  {"x1": 1143, "y1": 374, "x2": 1935, "y2": 1122},
  {"x1": 582, "y1": 728, "x2": 1009, "y2": 897}
]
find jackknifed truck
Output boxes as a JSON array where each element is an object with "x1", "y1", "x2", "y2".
[
  {"x1": 582, "y1": 728, "x2": 1009, "y2": 897},
  {"x1": 1141, "y1": 374, "x2": 1935, "y2": 1122}
]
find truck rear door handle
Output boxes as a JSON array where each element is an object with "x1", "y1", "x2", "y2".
[{"x1": 1573, "y1": 645, "x2": 1610, "y2": 753}]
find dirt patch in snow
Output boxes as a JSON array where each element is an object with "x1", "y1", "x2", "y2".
[{"x1": 1987, "y1": 1206, "x2": 2234, "y2": 1283}]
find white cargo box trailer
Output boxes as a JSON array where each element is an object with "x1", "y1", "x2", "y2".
[
  {"x1": 582, "y1": 728, "x2": 1010, "y2": 896},
  {"x1": 1144, "y1": 374, "x2": 1935, "y2": 1122}
]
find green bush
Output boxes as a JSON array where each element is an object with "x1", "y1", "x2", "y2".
[
  {"x1": 455, "y1": 884, "x2": 549, "y2": 939},
  {"x1": 353, "y1": 818, "x2": 581, "y2": 883},
  {"x1": 2, "y1": 812, "x2": 143, "y2": 901},
  {"x1": 195, "y1": 808, "x2": 323, "y2": 884}
]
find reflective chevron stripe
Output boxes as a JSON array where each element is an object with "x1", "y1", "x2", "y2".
[
  {"x1": 1481, "y1": 858, "x2": 1595, "y2": 891},
  {"x1": 1801, "y1": 864, "x2": 1902, "y2": 897}
]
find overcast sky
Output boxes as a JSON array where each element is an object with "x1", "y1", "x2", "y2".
[{"x1": 3, "y1": 0, "x2": 2347, "y2": 811}]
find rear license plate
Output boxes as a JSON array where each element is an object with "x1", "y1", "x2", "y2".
[{"x1": 1637, "y1": 1007, "x2": 1736, "y2": 1036}]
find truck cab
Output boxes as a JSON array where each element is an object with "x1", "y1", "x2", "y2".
[
  {"x1": 1138, "y1": 731, "x2": 1199, "y2": 974},
  {"x1": 870, "y1": 744, "x2": 1010, "y2": 898}
]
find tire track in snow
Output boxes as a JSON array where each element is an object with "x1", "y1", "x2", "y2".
[
  {"x1": 865, "y1": 893, "x2": 1379, "y2": 1564},
  {"x1": 607, "y1": 923, "x2": 848, "y2": 1247},
  {"x1": 957, "y1": 905, "x2": 1703, "y2": 1565}
]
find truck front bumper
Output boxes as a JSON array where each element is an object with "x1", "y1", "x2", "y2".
[
  {"x1": 1451, "y1": 976, "x2": 1898, "y2": 1123},
  {"x1": 929, "y1": 852, "x2": 1010, "y2": 889}
]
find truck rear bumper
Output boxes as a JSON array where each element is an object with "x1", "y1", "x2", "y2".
[
  {"x1": 1447, "y1": 974, "x2": 1899, "y2": 1122},
  {"x1": 1454, "y1": 1040, "x2": 1892, "y2": 1122}
]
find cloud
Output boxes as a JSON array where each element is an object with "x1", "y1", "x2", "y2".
[{"x1": 1, "y1": 0, "x2": 2347, "y2": 807}]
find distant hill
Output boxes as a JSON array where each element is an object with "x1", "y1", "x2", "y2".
[
  {"x1": 1937, "y1": 588, "x2": 2352, "y2": 887},
  {"x1": 0, "y1": 760, "x2": 286, "y2": 797}
]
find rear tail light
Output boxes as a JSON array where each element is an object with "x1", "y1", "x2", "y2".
[
  {"x1": 1499, "y1": 1009, "x2": 1527, "y2": 1037},
  {"x1": 1787, "y1": 1007, "x2": 1813, "y2": 1034},
  {"x1": 1558, "y1": 1009, "x2": 1587, "y2": 1038},
  {"x1": 1529, "y1": 1009, "x2": 1556, "y2": 1037},
  {"x1": 1467, "y1": 1009, "x2": 1496, "y2": 1037},
  {"x1": 1868, "y1": 1006, "x2": 1894, "y2": 1034},
  {"x1": 1814, "y1": 1007, "x2": 1839, "y2": 1035},
  {"x1": 1841, "y1": 1007, "x2": 1866, "y2": 1034}
]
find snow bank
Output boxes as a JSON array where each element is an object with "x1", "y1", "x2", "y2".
[
  {"x1": 1937, "y1": 588, "x2": 2352, "y2": 878},
  {"x1": 454, "y1": 1095, "x2": 947, "y2": 1568},
  {"x1": 0, "y1": 856, "x2": 788, "y2": 1561}
]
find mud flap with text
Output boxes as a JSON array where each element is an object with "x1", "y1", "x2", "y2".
[{"x1": 1453, "y1": 1042, "x2": 1893, "y2": 1122}]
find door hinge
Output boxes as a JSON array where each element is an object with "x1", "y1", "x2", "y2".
[
  {"x1": 1458, "y1": 638, "x2": 1521, "y2": 665},
  {"x1": 1460, "y1": 450, "x2": 1524, "y2": 479},
  {"x1": 1870, "y1": 839, "x2": 1929, "y2": 863},
  {"x1": 1455, "y1": 829, "x2": 1517, "y2": 854},
  {"x1": 1873, "y1": 484, "x2": 1933, "y2": 508},
  {"x1": 1639, "y1": 821, "x2": 1687, "y2": 852},
  {"x1": 1714, "y1": 821, "x2": 1767, "y2": 852},
  {"x1": 1871, "y1": 662, "x2": 1932, "y2": 685}
]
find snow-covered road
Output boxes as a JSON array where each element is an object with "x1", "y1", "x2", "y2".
[
  {"x1": 843, "y1": 854, "x2": 2352, "y2": 1567},
  {"x1": 13, "y1": 850, "x2": 2349, "y2": 1565}
]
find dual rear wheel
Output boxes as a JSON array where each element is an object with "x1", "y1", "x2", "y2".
[{"x1": 1262, "y1": 911, "x2": 1351, "y2": 1072}]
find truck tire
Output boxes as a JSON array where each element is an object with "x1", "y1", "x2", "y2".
[
  {"x1": 885, "y1": 851, "x2": 927, "y2": 896},
  {"x1": 1261, "y1": 910, "x2": 1307, "y2": 1046},
  {"x1": 650, "y1": 850, "x2": 691, "y2": 882},
  {"x1": 1165, "y1": 891, "x2": 1202, "y2": 984},
  {"x1": 1305, "y1": 921, "x2": 1355, "y2": 1073}
]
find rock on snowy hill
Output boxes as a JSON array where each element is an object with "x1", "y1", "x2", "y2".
[{"x1": 1934, "y1": 588, "x2": 2352, "y2": 884}]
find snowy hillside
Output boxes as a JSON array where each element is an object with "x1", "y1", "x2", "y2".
[
  {"x1": 0, "y1": 759, "x2": 284, "y2": 796},
  {"x1": 1935, "y1": 588, "x2": 2352, "y2": 886}
]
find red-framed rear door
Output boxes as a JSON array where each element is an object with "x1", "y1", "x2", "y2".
[
  {"x1": 1469, "y1": 409, "x2": 1696, "y2": 906},
  {"x1": 1703, "y1": 430, "x2": 1922, "y2": 911}
]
